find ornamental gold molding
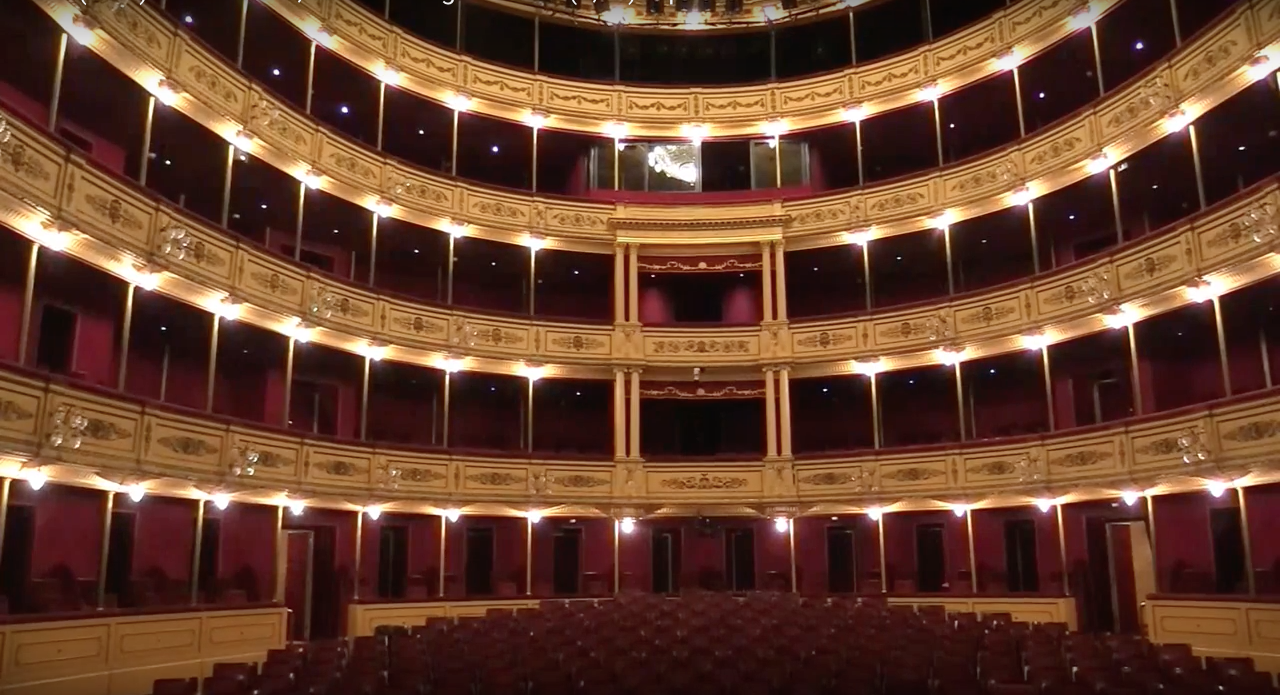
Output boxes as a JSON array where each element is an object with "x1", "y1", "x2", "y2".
[
  {"x1": 262, "y1": 0, "x2": 1122, "y2": 136},
  {"x1": 3, "y1": 365, "x2": 1280, "y2": 515},
  {"x1": 34, "y1": 0, "x2": 1279, "y2": 251},
  {"x1": 1, "y1": 98, "x2": 1277, "y2": 379}
]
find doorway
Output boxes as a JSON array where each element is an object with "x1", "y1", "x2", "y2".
[
  {"x1": 915, "y1": 523, "x2": 947, "y2": 592},
  {"x1": 464, "y1": 527, "x2": 495, "y2": 596},
  {"x1": 552, "y1": 527, "x2": 582, "y2": 595},
  {"x1": 1086, "y1": 519, "x2": 1155, "y2": 634},
  {"x1": 724, "y1": 528, "x2": 756, "y2": 591},
  {"x1": 0, "y1": 504, "x2": 35, "y2": 612},
  {"x1": 105, "y1": 510, "x2": 135, "y2": 607},
  {"x1": 377, "y1": 525, "x2": 409, "y2": 599},
  {"x1": 651, "y1": 528, "x2": 681, "y2": 594},
  {"x1": 826, "y1": 526, "x2": 856, "y2": 593},
  {"x1": 282, "y1": 529, "x2": 314, "y2": 641}
]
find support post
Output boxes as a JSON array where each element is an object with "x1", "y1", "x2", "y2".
[
  {"x1": 353, "y1": 511, "x2": 364, "y2": 601},
  {"x1": 48, "y1": 33, "x2": 68, "y2": 132},
  {"x1": 1189, "y1": 124, "x2": 1208, "y2": 211},
  {"x1": 1028, "y1": 201, "x2": 1040, "y2": 274},
  {"x1": 525, "y1": 517, "x2": 533, "y2": 595},
  {"x1": 369, "y1": 212, "x2": 379, "y2": 285},
  {"x1": 305, "y1": 42, "x2": 317, "y2": 114},
  {"x1": 773, "y1": 241, "x2": 788, "y2": 321},
  {"x1": 376, "y1": 82, "x2": 386, "y2": 151},
  {"x1": 438, "y1": 515, "x2": 447, "y2": 597},
  {"x1": 220, "y1": 145, "x2": 235, "y2": 228},
  {"x1": 282, "y1": 337, "x2": 295, "y2": 428},
  {"x1": 139, "y1": 96, "x2": 156, "y2": 185},
  {"x1": 450, "y1": 110, "x2": 460, "y2": 176},
  {"x1": 1090, "y1": 24, "x2": 1106, "y2": 96},
  {"x1": 190, "y1": 499, "x2": 205, "y2": 604},
  {"x1": 1127, "y1": 325, "x2": 1143, "y2": 415},
  {"x1": 966, "y1": 510, "x2": 978, "y2": 593},
  {"x1": 1056, "y1": 503, "x2": 1070, "y2": 596},
  {"x1": 1109, "y1": 168, "x2": 1124, "y2": 244},
  {"x1": 613, "y1": 245, "x2": 625, "y2": 323},
  {"x1": 1238, "y1": 487, "x2": 1256, "y2": 596},
  {"x1": 293, "y1": 182, "x2": 306, "y2": 262},
  {"x1": 96, "y1": 491, "x2": 115, "y2": 609},
  {"x1": 869, "y1": 372, "x2": 882, "y2": 448},
  {"x1": 877, "y1": 514, "x2": 887, "y2": 594},
  {"x1": 954, "y1": 363, "x2": 966, "y2": 441},
  {"x1": 205, "y1": 316, "x2": 220, "y2": 412},
  {"x1": 1042, "y1": 346, "x2": 1055, "y2": 431},
  {"x1": 613, "y1": 519, "x2": 620, "y2": 594},
  {"x1": 235, "y1": 0, "x2": 249, "y2": 67},
  {"x1": 359, "y1": 356, "x2": 371, "y2": 440},
  {"x1": 778, "y1": 368, "x2": 793, "y2": 457},
  {"x1": 943, "y1": 226, "x2": 954, "y2": 295},
  {"x1": 628, "y1": 369, "x2": 641, "y2": 459},
  {"x1": 442, "y1": 372, "x2": 451, "y2": 446},
  {"x1": 0, "y1": 479, "x2": 11, "y2": 569},
  {"x1": 18, "y1": 244, "x2": 38, "y2": 366},
  {"x1": 613, "y1": 369, "x2": 626, "y2": 458},
  {"x1": 764, "y1": 368, "x2": 778, "y2": 458},
  {"x1": 1012, "y1": 66, "x2": 1026, "y2": 137},
  {"x1": 788, "y1": 519, "x2": 797, "y2": 592},
  {"x1": 761, "y1": 241, "x2": 775, "y2": 323},
  {"x1": 272, "y1": 505, "x2": 285, "y2": 602},
  {"x1": 446, "y1": 235, "x2": 456, "y2": 304},
  {"x1": 932, "y1": 98, "x2": 944, "y2": 166},
  {"x1": 116, "y1": 284, "x2": 135, "y2": 391},
  {"x1": 1212, "y1": 296, "x2": 1232, "y2": 397},
  {"x1": 525, "y1": 377, "x2": 535, "y2": 453},
  {"x1": 627, "y1": 244, "x2": 639, "y2": 323},
  {"x1": 862, "y1": 243, "x2": 872, "y2": 311}
]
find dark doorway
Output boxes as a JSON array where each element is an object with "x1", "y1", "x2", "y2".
[
  {"x1": 464, "y1": 527, "x2": 494, "y2": 596},
  {"x1": 1210, "y1": 506, "x2": 1247, "y2": 594},
  {"x1": 651, "y1": 528, "x2": 681, "y2": 594},
  {"x1": 0, "y1": 504, "x2": 35, "y2": 612},
  {"x1": 826, "y1": 525, "x2": 856, "y2": 593},
  {"x1": 197, "y1": 516, "x2": 221, "y2": 602},
  {"x1": 378, "y1": 525, "x2": 409, "y2": 599},
  {"x1": 724, "y1": 527, "x2": 756, "y2": 591},
  {"x1": 282, "y1": 530, "x2": 314, "y2": 641},
  {"x1": 105, "y1": 510, "x2": 135, "y2": 607},
  {"x1": 1004, "y1": 519, "x2": 1040, "y2": 592},
  {"x1": 35, "y1": 304, "x2": 76, "y2": 373},
  {"x1": 915, "y1": 523, "x2": 946, "y2": 592},
  {"x1": 552, "y1": 527, "x2": 582, "y2": 595}
]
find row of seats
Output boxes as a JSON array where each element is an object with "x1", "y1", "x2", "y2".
[{"x1": 154, "y1": 593, "x2": 1279, "y2": 695}]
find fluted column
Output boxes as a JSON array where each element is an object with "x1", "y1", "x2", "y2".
[
  {"x1": 778, "y1": 367, "x2": 793, "y2": 457},
  {"x1": 613, "y1": 244, "x2": 625, "y2": 323},
  {"x1": 628, "y1": 368, "x2": 641, "y2": 459},
  {"x1": 627, "y1": 244, "x2": 639, "y2": 323},
  {"x1": 773, "y1": 241, "x2": 788, "y2": 322},
  {"x1": 761, "y1": 241, "x2": 775, "y2": 323},
  {"x1": 764, "y1": 368, "x2": 778, "y2": 458},
  {"x1": 613, "y1": 368, "x2": 626, "y2": 459}
]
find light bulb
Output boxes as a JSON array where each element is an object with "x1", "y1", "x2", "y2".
[
  {"x1": 1035, "y1": 499, "x2": 1053, "y2": 513},
  {"x1": 952, "y1": 505, "x2": 968, "y2": 517},
  {"x1": 1207, "y1": 481, "x2": 1228, "y2": 498},
  {"x1": 773, "y1": 517, "x2": 790, "y2": 533},
  {"x1": 366, "y1": 506, "x2": 382, "y2": 520},
  {"x1": 867, "y1": 508, "x2": 882, "y2": 521},
  {"x1": 126, "y1": 485, "x2": 145, "y2": 502},
  {"x1": 211, "y1": 494, "x2": 230, "y2": 510},
  {"x1": 1121, "y1": 491, "x2": 1141, "y2": 506},
  {"x1": 27, "y1": 471, "x2": 47, "y2": 490},
  {"x1": 619, "y1": 517, "x2": 636, "y2": 534},
  {"x1": 444, "y1": 509, "x2": 461, "y2": 522},
  {"x1": 527, "y1": 511, "x2": 542, "y2": 524},
  {"x1": 289, "y1": 500, "x2": 305, "y2": 516}
]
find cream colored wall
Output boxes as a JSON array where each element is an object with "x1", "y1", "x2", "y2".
[
  {"x1": 1147, "y1": 599, "x2": 1280, "y2": 673},
  {"x1": 0, "y1": 607, "x2": 286, "y2": 695}
]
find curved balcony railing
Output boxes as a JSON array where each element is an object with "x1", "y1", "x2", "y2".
[
  {"x1": 258, "y1": 0, "x2": 1119, "y2": 135},
  {"x1": 0, "y1": 97, "x2": 1276, "y2": 376},
  {"x1": 32, "y1": 0, "x2": 1276, "y2": 251},
  {"x1": 3, "y1": 360, "x2": 1277, "y2": 513}
]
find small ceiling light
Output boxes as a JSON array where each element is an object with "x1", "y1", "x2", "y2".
[
  {"x1": 1067, "y1": 1, "x2": 1099, "y2": 30},
  {"x1": 27, "y1": 471, "x2": 46, "y2": 490},
  {"x1": 1010, "y1": 186, "x2": 1034, "y2": 206},
  {"x1": 995, "y1": 51, "x2": 1021, "y2": 71},
  {"x1": 852, "y1": 358, "x2": 883, "y2": 376},
  {"x1": 682, "y1": 123, "x2": 708, "y2": 145},
  {"x1": 376, "y1": 64, "x2": 401, "y2": 85},
  {"x1": 1121, "y1": 491, "x2": 1141, "y2": 506},
  {"x1": 1103, "y1": 306, "x2": 1137, "y2": 329},
  {"x1": 361, "y1": 342, "x2": 388, "y2": 361},
  {"x1": 527, "y1": 511, "x2": 543, "y2": 523},
  {"x1": 929, "y1": 211, "x2": 955, "y2": 229},
  {"x1": 619, "y1": 517, "x2": 636, "y2": 533},
  {"x1": 1186, "y1": 278, "x2": 1221, "y2": 303},
  {"x1": 289, "y1": 500, "x2": 305, "y2": 516},
  {"x1": 866, "y1": 508, "x2": 882, "y2": 521},
  {"x1": 1035, "y1": 499, "x2": 1054, "y2": 513},
  {"x1": 952, "y1": 505, "x2": 968, "y2": 517},
  {"x1": 1021, "y1": 333, "x2": 1051, "y2": 351},
  {"x1": 773, "y1": 517, "x2": 790, "y2": 533},
  {"x1": 126, "y1": 484, "x2": 145, "y2": 502},
  {"x1": 1206, "y1": 480, "x2": 1229, "y2": 498},
  {"x1": 842, "y1": 104, "x2": 866, "y2": 122},
  {"x1": 524, "y1": 111, "x2": 548, "y2": 129},
  {"x1": 919, "y1": 82, "x2": 942, "y2": 101},
  {"x1": 685, "y1": 9, "x2": 704, "y2": 26},
  {"x1": 1085, "y1": 153, "x2": 1112, "y2": 175},
  {"x1": 604, "y1": 121, "x2": 628, "y2": 140},
  {"x1": 525, "y1": 234, "x2": 546, "y2": 251},
  {"x1": 445, "y1": 93, "x2": 472, "y2": 112},
  {"x1": 1164, "y1": 109, "x2": 1192, "y2": 133},
  {"x1": 444, "y1": 509, "x2": 462, "y2": 522},
  {"x1": 152, "y1": 80, "x2": 180, "y2": 106},
  {"x1": 761, "y1": 4, "x2": 782, "y2": 21},
  {"x1": 936, "y1": 347, "x2": 965, "y2": 366},
  {"x1": 299, "y1": 168, "x2": 323, "y2": 189},
  {"x1": 521, "y1": 363, "x2": 546, "y2": 381},
  {"x1": 1246, "y1": 54, "x2": 1275, "y2": 81},
  {"x1": 601, "y1": 6, "x2": 626, "y2": 24},
  {"x1": 215, "y1": 298, "x2": 242, "y2": 321},
  {"x1": 845, "y1": 230, "x2": 872, "y2": 246},
  {"x1": 372, "y1": 198, "x2": 394, "y2": 217},
  {"x1": 762, "y1": 119, "x2": 787, "y2": 139},
  {"x1": 211, "y1": 494, "x2": 230, "y2": 510},
  {"x1": 445, "y1": 220, "x2": 468, "y2": 237},
  {"x1": 289, "y1": 320, "x2": 313, "y2": 344},
  {"x1": 439, "y1": 356, "x2": 464, "y2": 373}
]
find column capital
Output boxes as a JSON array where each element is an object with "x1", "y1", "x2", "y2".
[{"x1": 763, "y1": 364, "x2": 792, "y2": 373}]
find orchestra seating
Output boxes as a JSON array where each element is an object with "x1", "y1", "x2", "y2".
[{"x1": 153, "y1": 593, "x2": 1278, "y2": 695}]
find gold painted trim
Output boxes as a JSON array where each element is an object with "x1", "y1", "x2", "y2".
[{"x1": 39, "y1": 0, "x2": 1276, "y2": 251}]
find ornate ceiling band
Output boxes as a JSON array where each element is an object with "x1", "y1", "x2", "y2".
[
  {"x1": 263, "y1": 0, "x2": 1123, "y2": 136},
  {"x1": 40, "y1": 0, "x2": 1277, "y2": 252},
  {"x1": 640, "y1": 383, "x2": 767, "y2": 398},
  {"x1": 469, "y1": 0, "x2": 889, "y2": 32},
  {"x1": 0, "y1": 97, "x2": 1277, "y2": 378},
  {"x1": 4, "y1": 363, "x2": 1279, "y2": 514},
  {"x1": 637, "y1": 257, "x2": 764, "y2": 273}
]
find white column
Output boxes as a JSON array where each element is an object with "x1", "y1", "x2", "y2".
[
  {"x1": 778, "y1": 367, "x2": 793, "y2": 457},
  {"x1": 627, "y1": 244, "x2": 639, "y2": 323},
  {"x1": 761, "y1": 241, "x2": 775, "y2": 322},
  {"x1": 628, "y1": 368, "x2": 641, "y2": 459},
  {"x1": 613, "y1": 244, "x2": 625, "y2": 323},
  {"x1": 613, "y1": 368, "x2": 626, "y2": 459},
  {"x1": 764, "y1": 368, "x2": 778, "y2": 458},
  {"x1": 774, "y1": 241, "x2": 788, "y2": 321}
]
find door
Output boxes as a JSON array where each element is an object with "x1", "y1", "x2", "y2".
[
  {"x1": 826, "y1": 526, "x2": 856, "y2": 593},
  {"x1": 0, "y1": 504, "x2": 35, "y2": 612},
  {"x1": 552, "y1": 527, "x2": 582, "y2": 595},
  {"x1": 651, "y1": 528, "x2": 681, "y2": 594},
  {"x1": 464, "y1": 527, "x2": 495, "y2": 596},
  {"x1": 1105, "y1": 521, "x2": 1156, "y2": 635},
  {"x1": 282, "y1": 530, "x2": 314, "y2": 641}
]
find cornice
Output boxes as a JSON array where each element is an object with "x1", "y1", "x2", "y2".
[
  {"x1": 34, "y1": 0, "x2": 1279, "y2": 254},
  {"x1": 264, "y1": 0, "x2": 1121, "y2": 136},
  {"x1": 3, "y1": 363, "x2": 1278, "y2": 517},
  {"x1": 0, "y1": 101, "x2": 1278, "y2": 378},
  {"x1": 467, "y1": 0, "x2": 889, "y2": 32}
]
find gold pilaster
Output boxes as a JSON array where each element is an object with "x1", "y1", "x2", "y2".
[
  {"x1": 1012, "y1": 66, "x2": 1026, "y2": 137},
  {"x1": 861, "y1": 243, "x2": 872, "y2": 310},
  {"x1": 773, "y1": 135, "x2": 782, "y2": 188},
  {"x1": 48, "y1": 33, "x2": 67, "y2": 131},
  {"x1": 764, "y1": 368, "x2": 778, "y2": 458},
  {"x1": 359, "y1": 355, "x2": 371, "y2": 440},
  {"x1": 0, "y1": 479, "x2": 11, "y2": 568},
  {"x1": 943, "y1": 226, "x2": 954, "y2": 295},
  {"x1": 282, "y1": 337, "x2": 295, "y2": 428},
  {"x1": 1127, "y1": 325, "x2": 1143, "y2": 415},
  {"x1": 305, "y1": 42, "x2": 317, "y2": 114},
  {"x1": 353, "y1": 511, "x2": 364, "y2": 601},
  {"x1": 369, "y1": 212, "x2": 379, "y2": 285},
  {"x1": 376, "y1": 82, "x2": 386, "y2": 151},
  {"x1": 854, "y1": 120, "x2": 865, "y2": 186},
  {"x1": 525, "y1": 516, "x2": 533, "y2": 595},
  {"x1": 205, "y1": 315, "x2": 220, "y2": 412},
  {"x1": 190, "y1": 499, "x2": 205, "y2": 604},
  {"x1": 1261, "y1": 329, "x2": 1273, "y2": 388},
  {"x1": 1189, "y1": 124, "x2": 1207, "y2": 210},
  {"x1": 293, "y1": 182, "x2": 306, "y2": 262},
  {"x1": 877, "y1": 513, "x2": 887, "y2": 594},
  {"x1": 788, "y1": 519, "x2": 797, "y2": 592},
  {"x1": 1041, "y1": 345, "x2": 1055, "y2": 431},
  {"x1": 18, "y1": 243, "x2": 38, "y2": 366},
  {"x1": 931, "y1": 98, "x2": 944, "y2": 166},
  {"x1": 1145, "y1": 494, "x2": 1159, "y2": 588},
  {"x1": 613, "y1": 519, "x2": 620, "y2": 594},
  {"x1": 438, "y1": 514, "x2": 447, "y2": 597},
  {"x1": 778, "y1": 367, "x2": 793, "y2": 457},
  {"x1": 612, "y1": 138, "x2": 620, "y2": 191},
  {"x1": 954, "y1": 363, "x2": 966, "y2": 441},
  {"x1": 220, "y1": 145, "x2": 234, "y2": 228},
  {"x1": 1056, "y1": 503, "x2": 1070, "y2": 596},
  {"x1": 528, "y1": 247, "x2": 537, "y2": 315},
  {"x1": 1090, "y1": 24, "x2": 1106, "y2": 96},
  {"x1": 870, "y1": 372, "x2": 882, "y2": 449},
  {"x1": 966, "y1": 510, "x2": 978, "y2": 593},
  {"x1": 1028, "y1": 201, "x2": 1040, "y2": 274},
  {"x1": 526, "y1": 377, "x2": 535, "y2": 453},
  {"x1": 628, "y1": 368, "x2": 641, "y2": 459},
  {"x1": 442, "y1": 372, "x2": 451, "y2": 447},
  {"x1": 613, "y1": 369, "x2": 626, "y2": 458},
  {"x1": 531, "y1": 127, "x2": 539, "y2": 192},
  {"x1": 1238, "y1": 487, "x2": 1256, "y2": 596},
  {"x1": 159, "y1": 345, "x2": 170, "y2": 402},
  {"x1": 627, "y1": 244, "x2": 639, "y2": 323},
  {"x1": 773, "y1": 241, "x2": 788, "y2": 321},
  {"x1": 446, "y1": 235, "x2": 456, "y2": 304},
  {"x1": 1109, "y1": 168, "x2": 1124, "y2": 244},
  {"x1": 613, "y1": 245, "x2": 625, "y2": 322},
  {"x1": 116, "y1": 283, "x2": 135, "y2": 391},
  {"x1": 97, "y1": 491, "x2": 115, "y2": 609},
  {"x1": 450, "y1": 110, "x2": 460, "y2": 176},
  {"x1": 1212, "y1": 296, "x2": 1232, "y2": 397},
  {"x1": 235, "y1": 0, "x2": 249, "y2": 67},
  {"x1": 272, "y1": 504, "x2": 284, "y2": 603},
  {"x1": 139, "y1": 96, "x2": 156, "y2": 185},
  {"x1": 761, "y1": 241, "x2": 775, "y2": 323}
]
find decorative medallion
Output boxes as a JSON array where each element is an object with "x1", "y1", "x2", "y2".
[
  {"x1": 390, "y1": 315, "x2": 444, "y2": 335},
  {"x1": 659, "y1": 474, "x2": 749, "y2": 491},
  {"x1": 795, "y1": 331, "x2": 854, "y2": 350},
  {"x1": 1222, "y1": 419, "x2": 1280, "y2": 443},
  {"x1": 556, "y1": 474, "x2": 610, "y2": 489},
  {"x1": 156, "y1": 435, "x2": 218, "y2": 457},
  {"x1": 880, "y1": 467, "x2": 945, "y2": 482},
  {"x1": 1049, "y1": 450, "x2": 1113, "y2": 469},
  {"x1": 0, "y1": 399, "x2": 34, "y2": 422},
  {"x1": 466, "y1": 471, "x2": 524, "y2": 487},
  {"x1": 650, "y1": 339, "x2": 752, "y2": 355},
  {"x1": 314, "y1": 459, "x2": 365, "y2": 477},
  {"x1": 548, "y1": 334, "x2": 605, "y2": 352}
]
